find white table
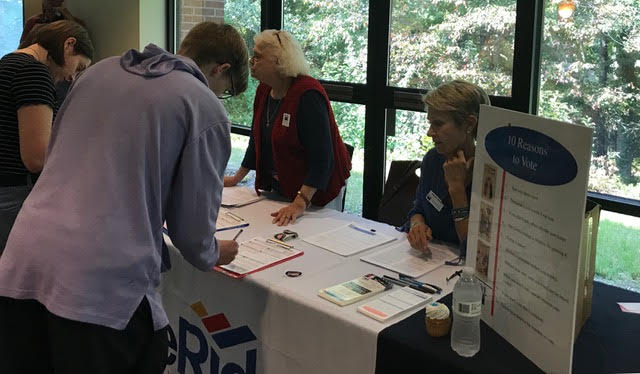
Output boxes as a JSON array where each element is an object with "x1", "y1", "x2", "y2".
[{"x1": 160, "y1": 198, "x2": 457, "y2": 374}]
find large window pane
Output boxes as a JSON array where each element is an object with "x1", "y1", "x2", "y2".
[
  {"x1": 595, "y1": 211, "x2": 640, "y2": 292},
  {"x1": 386, "y1": 110, "x2": 432, "y2": 165},
  {"x1": 332, "y1": 102, "x2": 365, "y2": 215},
  {"x1": 389, "y1": 0, "x2": 516, "y2": 96},
  {"x1": 538, "y1": 0, "x2": 640, "y2": 200},
  {"x1": 284, "y1": 0, "x2": 369, "y2": 83},
  {"x1": 0, "y1": 0, "x2": 23, "y2": 56},
  {"x1": 177, "y1": 0, "x2": 259, "y2": 127}
]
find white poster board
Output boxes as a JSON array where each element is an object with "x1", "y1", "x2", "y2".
[{"x1": 466, "y1": 106, "x2": 592, "y2": 374}]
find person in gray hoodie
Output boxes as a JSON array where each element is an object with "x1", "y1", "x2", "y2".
[{"x1": 0, "y1": 22, "x2": 248, "y2": 374}]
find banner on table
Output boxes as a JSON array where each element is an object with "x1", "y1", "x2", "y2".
[{"x1": 466, "y1": 105, "x2": 592, "y2": 374}]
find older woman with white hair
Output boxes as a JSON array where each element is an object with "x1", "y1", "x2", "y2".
[
  {"x1": 225, "y1": 30, "x2": 351, "y2": 226},
  {"x1": 406, "y1": 80, "x2": 490, "y2": 255}
]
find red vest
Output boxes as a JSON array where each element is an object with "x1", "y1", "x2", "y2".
[{"x1": 252, "y1": 76, "x2": 351, "y2": 206}]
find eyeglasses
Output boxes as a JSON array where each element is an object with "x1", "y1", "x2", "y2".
[
  {"x1": 218, "y1": 69, "x2": 235, "y2": 100},
  {"x1": 274, "y1": 30, "x2": 282, "y2": 46}
]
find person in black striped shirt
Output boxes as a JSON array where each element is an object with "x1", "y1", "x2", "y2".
[{"x1": 0, "y1": 20, "x2": 93, "y2": 253}]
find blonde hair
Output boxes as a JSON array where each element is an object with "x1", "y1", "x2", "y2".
[
  {"x1": 423, "y1": 80, "x2": 491, "y2": 136},
  {"x1": 254, "y1": 29, "x2": 310, "y2": 77}
]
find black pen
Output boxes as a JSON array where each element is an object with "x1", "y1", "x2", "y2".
[
  {"x1": 232, "y1": 229, "x2": 243, "y2": 241},
  {"x1": 399, "y1": 274, "x2": 442, "y2": 293},
  {"x1": 382, "y1": 275, "x2": 435, "y2": 294}
]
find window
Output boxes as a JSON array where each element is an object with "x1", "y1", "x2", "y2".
[
  {"x1": 0, "y1": 0, "x2": 23, "y2": 57},
  {"x1": 388, "y1": 0, "x2": 517, "y2": 96},
  {"x1": 284, "y1": 0, "x2": 369, "y2": 83},
  {"x1": 332, "y1": 102, "x2": 365, "y2": 215},
  {"x1": 538, "y1": 0, "x2": 640, "y2": 201},
  {"x1": 176, "y1": 0, "x2": 260, "y2": 127},
  {"x1": 386, "y1": 110, "x2": 431, "y2": 166}
]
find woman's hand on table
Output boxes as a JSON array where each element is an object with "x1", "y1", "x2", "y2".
[
  {"x1": 271, "y1": 200, "x2": 306, "y2": 226},
  {"x1": 407, "y1": 221, "x2": 433, "y2": 253},
  {"x1": 216, "y1": 239, "x2": 239, "y2": 266}
]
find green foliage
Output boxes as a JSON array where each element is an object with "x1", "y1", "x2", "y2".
[{"x1": 221, "y1": 0, "x2": 640, "y2": 210}]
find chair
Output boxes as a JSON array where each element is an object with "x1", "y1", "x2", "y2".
[
  {"x1": 341, "y1": 143, "x2": 355, "y2": 212},
  {"x1": 377, "y1": 160, "x2": 421, "y2": 227}
]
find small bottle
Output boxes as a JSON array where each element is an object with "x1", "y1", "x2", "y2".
[{"x1": 450, "y1": 267, "x2": 482, "y2": 357}]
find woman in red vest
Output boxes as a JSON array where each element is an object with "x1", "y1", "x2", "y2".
[{"x1": 225, "y1": 30, "x2": 351, "y2": 226}]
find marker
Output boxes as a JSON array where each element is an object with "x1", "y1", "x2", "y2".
[{"x1": 232, "y1": 229, "x2": 243, "y2": 241}]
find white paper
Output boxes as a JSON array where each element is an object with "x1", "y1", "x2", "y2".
[
  {"x1": 220, "y1": 237, "x2": 302, "y2": 275},
  {"x1": 361, "y1": 240, "x2": 458, "y2": 278},
  {"x1": 221, "y1": 186, "x2": 265, "y2": 207},
  {"x1": 303, "y1": 223, "x2": 396, "y2": 256},
  {"x1": 358, "y1": 287, "x2": 432, "y2": 322},
  {"x1": 618, "y1": 302, "x2": 640, "y2": 314},
  {"x1": 216, "y1": 208, "x2": 249, "y2": 231}
]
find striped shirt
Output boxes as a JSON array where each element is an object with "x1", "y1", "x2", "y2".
[{"x1": 0, "y1": 53, "x2": 55, "y2": 175}]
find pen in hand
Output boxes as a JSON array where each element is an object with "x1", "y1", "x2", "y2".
[{"x1": 232, "y1": 229, "x2": 243, "y2": 242}]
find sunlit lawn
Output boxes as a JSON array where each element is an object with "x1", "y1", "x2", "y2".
[{"x1": 595, "y1": 216, "x2": 640, "y2": 291}]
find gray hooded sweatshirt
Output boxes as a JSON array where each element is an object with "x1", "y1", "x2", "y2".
[{"x1": 0, "y1": 44, "x2": 231, "y2": 330}]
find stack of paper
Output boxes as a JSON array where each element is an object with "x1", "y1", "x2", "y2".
[
  {"x1": 358, "y1": 287, "x2": 432, "y2": 322},
  {"x1": 360, "y1": 240, "x2": 458, "y2": 278},
  {"x1": 302, "y1": 223, "x2": 396, "y2": 256},
  {"x1": 221, "y1": 186, "x2": 265, "y2": 207},
  {"x1": 216, "y1": 208, "x2": 249, "y2": 231}
]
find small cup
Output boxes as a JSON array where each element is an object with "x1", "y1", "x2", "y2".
[
  {"x1": 425, "y1": 315, "x2": 452, "y2": 337},
  {"x1": 424, "y1": 302, "x2": 451, "y2": 337}
]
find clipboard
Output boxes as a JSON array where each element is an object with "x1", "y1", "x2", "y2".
[{"x1": 214, "y1": 237, "x2": 304, "y2": 278}]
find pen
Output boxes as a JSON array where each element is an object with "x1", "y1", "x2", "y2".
[
  {"x1": 399, "y1": 274, "x2": 442, "y2": 293},
  {"x1": 348, "y1": 223, "x2": 376, "y2": 236},
  {"x1": 226, "y1": 211, "x2": 244, "y2": 222},
  {"x1": 232, "y1": 229, "x2": 243, "y2": 241},
  {"x1": 382, "y1": 275, "x2": 435, "y2": 294},
  {"x1": 266, "y1": 238, "x2": 293, "y2": 249}
]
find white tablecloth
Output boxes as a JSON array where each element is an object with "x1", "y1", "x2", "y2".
[{"x1": 161, "y1": 198, "x2": 457, "y2": 374}]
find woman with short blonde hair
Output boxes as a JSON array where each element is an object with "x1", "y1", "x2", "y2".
[
  {"x1": 406, "y1": 80, "x2": 490, "y2": 255},
  {"x1": 225, "y1": 29, "x2": 351, "y2": 226}
]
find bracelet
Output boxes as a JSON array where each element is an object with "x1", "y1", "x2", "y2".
[
  {"x1": 451, "y1": 207, "x2": 469, "y2": 221},
  {"x1": 296, "y1": 190, "x2": 311, "y2": 208}
]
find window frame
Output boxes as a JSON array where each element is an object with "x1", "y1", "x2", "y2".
[{"x1": 168, "y1": 0, "x2": 640, "y2": 219}]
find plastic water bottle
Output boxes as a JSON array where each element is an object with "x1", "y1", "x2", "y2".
[{"x1": 451, "y1": 267, "x2": 482, "y2": 357}]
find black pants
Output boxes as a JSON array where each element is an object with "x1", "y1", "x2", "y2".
[{"x1": 0, "y1": 296, "x2": 168, "y2": 374}]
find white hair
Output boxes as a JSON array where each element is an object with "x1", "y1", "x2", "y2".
[{"x1": 254, "y1": 29, "x2": 311, "y2": 77}]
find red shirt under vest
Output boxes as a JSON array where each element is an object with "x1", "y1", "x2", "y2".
[{"x1": 252, "y1": 75, "x2": 351, "y2": 206}]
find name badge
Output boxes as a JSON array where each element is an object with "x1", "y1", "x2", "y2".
[
  {"x1": 426, "y1": 190, "x2": 444, "y2": 212},
  {"x1": 282, "y1": 113, "x2": 291, "y2": 127}
]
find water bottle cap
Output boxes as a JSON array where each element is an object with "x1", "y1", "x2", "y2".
[{"x1": 462, "y1": 267, "x2": 475, "y2": 276}]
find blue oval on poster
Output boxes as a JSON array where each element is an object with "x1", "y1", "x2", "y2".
[{"x1": 484, "y1": 126, "x2": 577, "y2": 186}]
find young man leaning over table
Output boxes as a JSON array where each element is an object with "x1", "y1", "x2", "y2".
[{"x1": 0, "y1": 22, "x2": 249, "y2": 374}]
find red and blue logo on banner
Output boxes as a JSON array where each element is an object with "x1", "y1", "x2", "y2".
[{"x1": 167, "y1": 301, "x2": 257, "y2": 374}]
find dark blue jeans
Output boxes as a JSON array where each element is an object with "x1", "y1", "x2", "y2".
[{"x1": 0, "y1": 185, "x2": 32, "y2": 254}]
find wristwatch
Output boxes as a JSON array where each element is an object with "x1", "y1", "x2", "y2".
[{"x1": 297, "y1": 190, "x2": 311, "y2": 208}]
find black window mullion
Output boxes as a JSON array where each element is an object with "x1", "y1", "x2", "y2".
[
  {"x1": 262, "y1": 0, "x2": 282, "y2": 30},
  {"x1": 511, "y1": 0, "x2": 543, "y2": 114},
  {"x1": 362, "y1": 0, "x2": 392, "y2": 220}
]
